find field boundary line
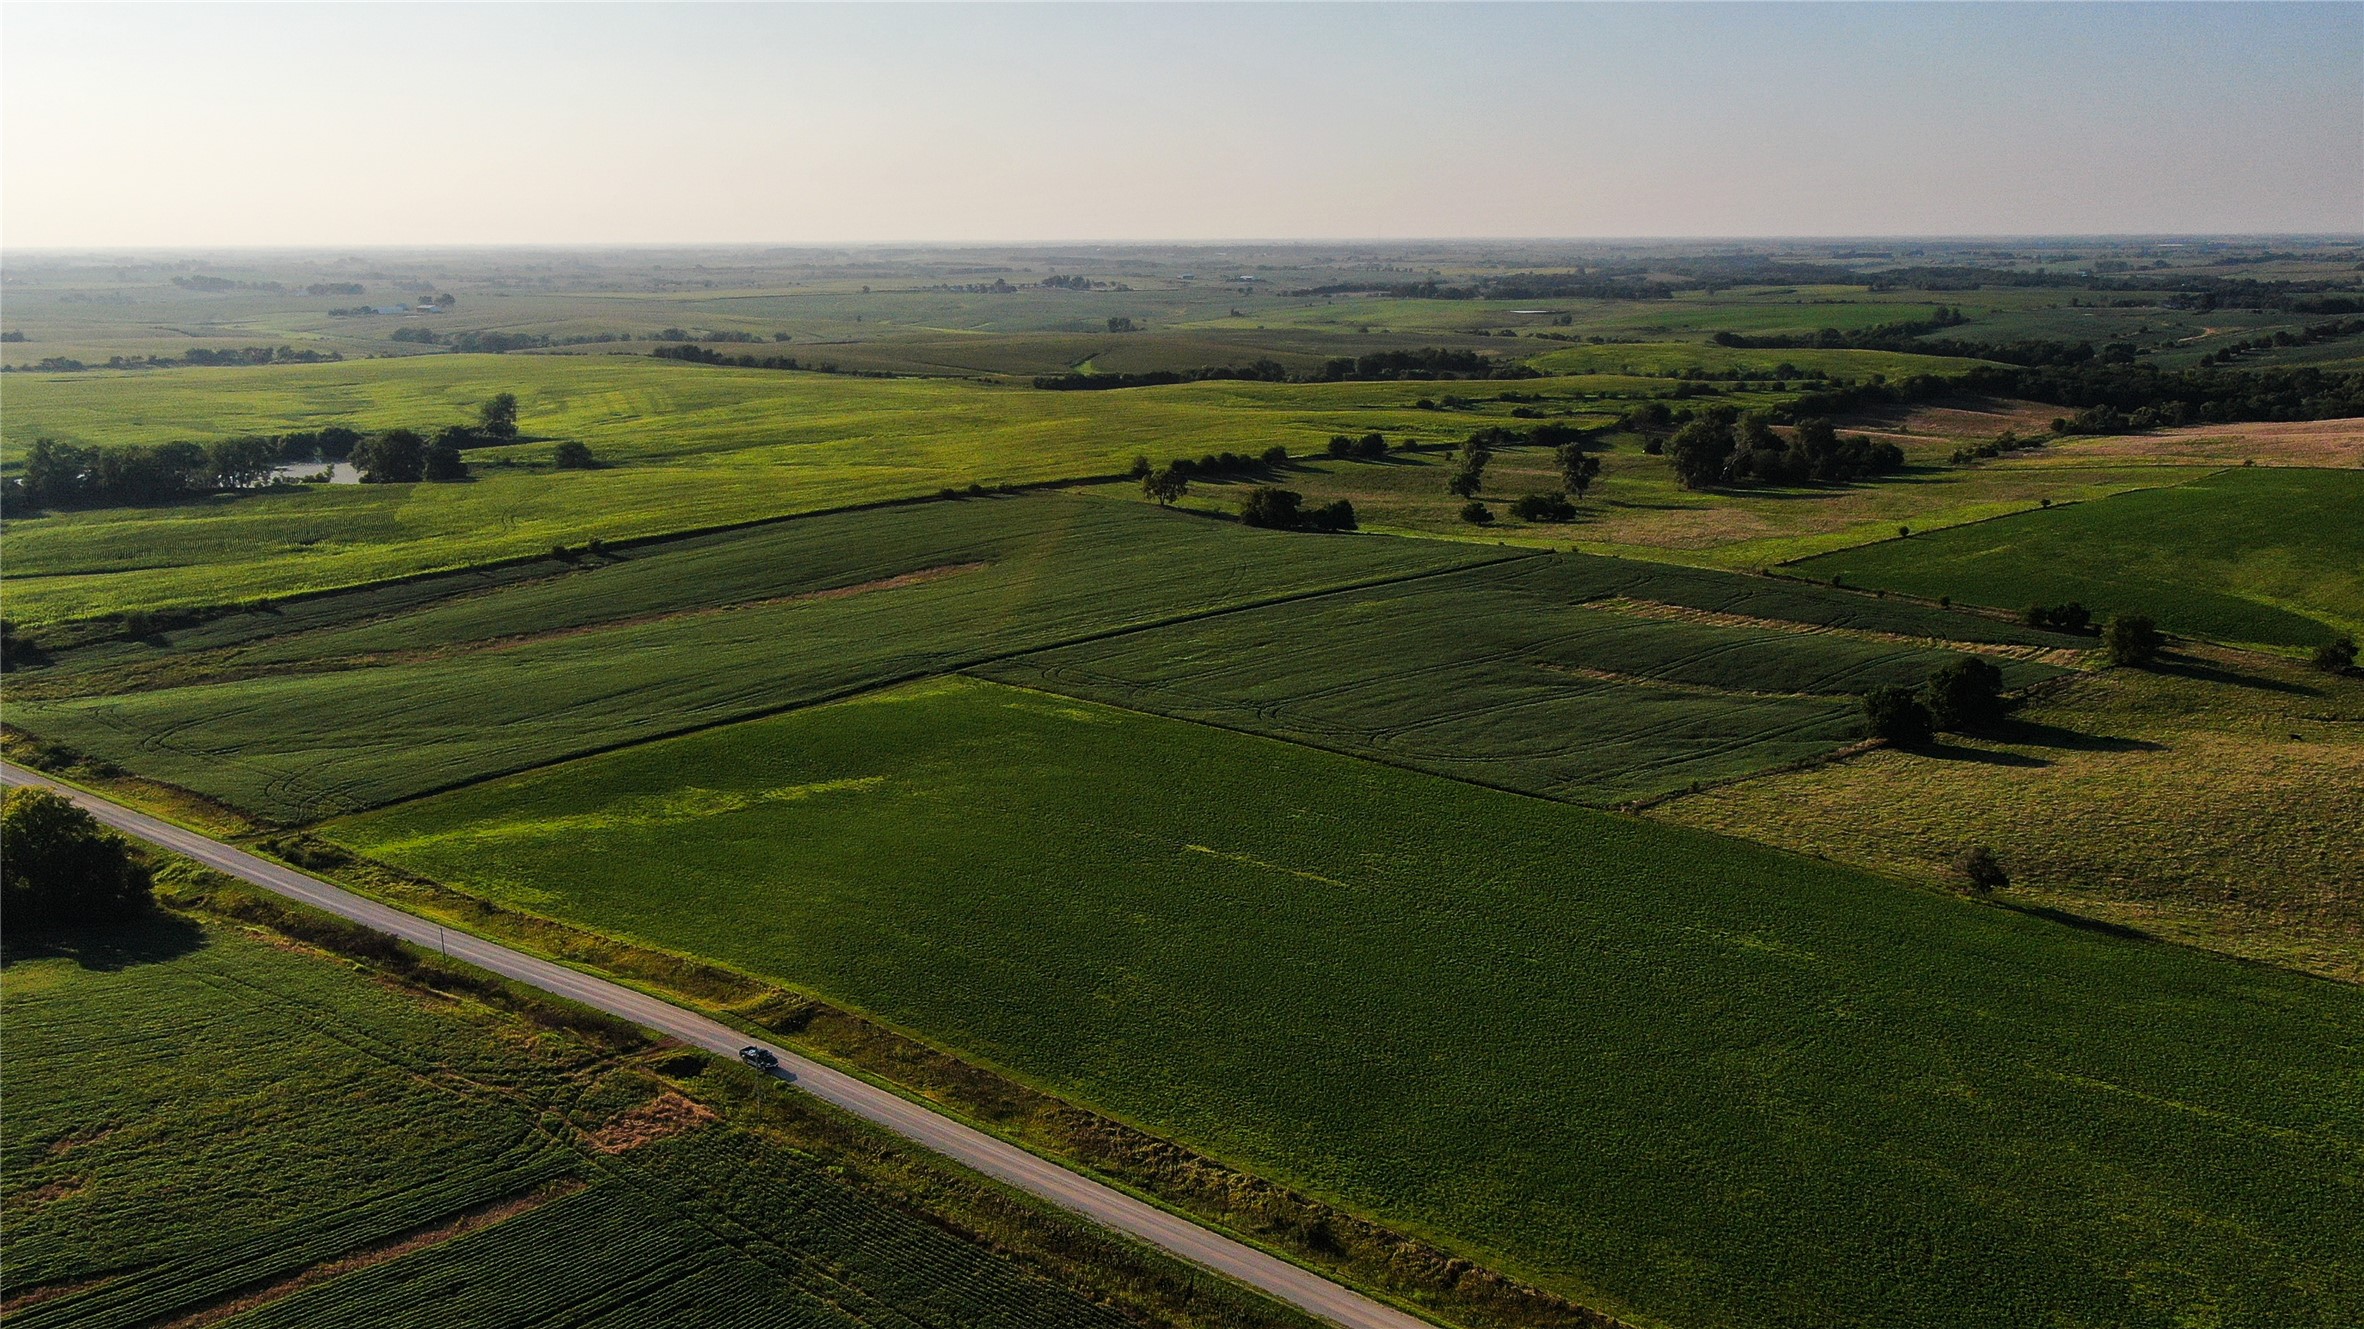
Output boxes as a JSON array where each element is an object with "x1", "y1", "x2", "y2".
[
  {"x1": 284, "y1": 546, "x2": 1542, "y2": 827},
  {"x1": 1766, "y1": 465, "x2": 2230, "y2": 572},
  {"x1": 0, "y1": 761, "x2": 1442, "y2": 1329}
]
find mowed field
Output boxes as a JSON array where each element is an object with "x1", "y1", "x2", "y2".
[
  {"x1": 980, "y1": 553, "x2": 2078, "y2": 804},
  {"x1": 1790, "y1": 467, "x2": 2364, "y2": 647},
  {"x1": 7, "y1": 496, "x2": 1484, "y2": 822},
  {"x1": 1, "y1": 910, "x2": 1210, "y2": 1329},
  {"x1": 0, "y1": 355, "x2": 1542, "y2": 624},
  {"x1": 1655, "y1": 643, "x2": 2364, "y2": 981},
  {"x1": 321, "y1": 677, "x2": 2364, "y2": 1329}
]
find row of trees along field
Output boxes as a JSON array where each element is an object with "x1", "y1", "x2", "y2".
[{"x1": 0, "y1": 396, "x2": 587, "y2": 511}]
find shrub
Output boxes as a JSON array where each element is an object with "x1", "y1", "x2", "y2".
[
  {"x1": 1922, "y1": 657, "x2": 2006, "y2": 732},
  {"x1": 552, "y1": 441, "x2": 597, "y2": 470},
  {"x1": 1459, "y1": 500, "x2": 1493, "y2": 524},
  {"x1": 422, "y1": 440, "x2": 469, "y2": 482},
  {"x1": 1142, "y1": 465, "x2": 1189, "y2": 507},
  {"x1": 1509, "y1": 492, "x2": 1577, "y2": 523},
  {"x1": 2313, "y1": 635, "x2": 2358, "y2": 674},
  {"x1": 1956, "y1": 846, "x2": 2009, "y2": 894},
  {"x1": 1, "y1": 787, "x2": 153, "y2": 928},
  {"x1": 1260, "y1": 445, "x2": 1290, "y2": 467},
  {"x1": 1238, "y1": 487, "x2": 1306, "y2": 530},
  {"x1": 1863, "y1": 685, "x2": 1934, "y2": 746},
  {"x1": 2103, "y1": 614, "x2": 2163, "y2": 667}
]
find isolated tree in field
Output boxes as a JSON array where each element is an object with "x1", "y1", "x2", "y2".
[
  {"x1": 1955, "y1": 846, "x2": 2009, "y2": 895},
  {"x1": 1447, "y1": 436, "x2": 1492, "y2": 498},
  {"x1": 1555, "y1": 442, "x2": 1602, "y2": 497},
  {"x1": 552, "y1": 441, "x2": 597, "y2": 470},
  {"x1": 1665, "y1": 417, "x2": 1736, "y2": 490},
  {"x1": 2312, "y1": 635, "x2": 2358, "y2": 674},
  {"x1": 351, "y1": 429, "x2": 428, "y2": 484},
  {"x1": 423, "y1": 439, "x2": 470, "y2": 482},
  {"x1": 1459, "y1": 499, "x2": 1493, "y2": 524},
  {"x1": 1509, "y1": 492, "x2": 1577, "y2": 522},
  {"x1": 1923, "y1": 657, "x2": 2006, "y2": 732},
  {"x1": 2103, "y1": 613, "x2": 2163, "y2": 667},
  {"x1": 479, "y1": 392, "x2": 520, "y2": 439},
  {"x1": 1142, "y1": 465, "x2": 1189, "y2": 507},
  {"x1": 1862, "y1": 684, "x2": 1934, "y2": 746},
  {"x1": 0, "y1": 787, "x2": 152, "y2": 928}
]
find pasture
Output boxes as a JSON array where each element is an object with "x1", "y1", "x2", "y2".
[
  {"x1": 1789, "y1": 466, "x2": 2364, "y2": 646},
  {"x1": 6, "y1": 495, "x2": 1484, "y2": 821},
  {"x1": 321, "y1": 676, "x2": 2364, "y2": 1329},
  {"x1": 980, "y1": 552, "x2": 2076, "y2": 804},
  {"x1": 1656, "y1": 642, "x2": 2364, "y2": 982},
  {"x1": 1, "y1": 910, "x2": 1197, "y2": 1329}
]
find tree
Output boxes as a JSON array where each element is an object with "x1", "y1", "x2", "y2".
[
  {"x1": 2103, "y1": 613, "x2": 2163, "y2": 667},
  {"x1": 1863, "y1": 685, "x2": 1934, "y2": 746},
  {"x1": 20, "y1": 437, "x2": 93, "y2": 507},
  {"x1": 1459, "y1": 500, "x2": 1493, "y2": 524},
  {"x1": 317, "y1": 426, "x2": 363, "y2": 461},
  {"x1": 1509, "y1": 492, "x2": 1577, "y2": 522},
  {"x1": 205, "y1": 436, "x2": 280, "y2": 490},
  {"x1": 1665, "y1": 416, "x2": 1736, "y2": 490},
  {"x1": 552, "y1": 441, "x2": 597, "y2": 470},
  {"x1": 351, "y1": 429, "x2": 428, "y2": 484},
  {"x1": 1260, "y1": 445, "x2": 1290, "y2": 467},
  {"x1": 2311, "y1": 635, "x2": 2358, "y2": 674},
  {"x1": 479, "y1": 393, "x2": 520, "y2": 439},
  {"x1": 1447, "y1": 435, "x2": 1492, "y2": 498},
  {"x1": 1238, "y1": 487, "x2": 1305, "y2": 529},
  {"x1": 1955, "y1": 846, "x2": 2009, "y2": 894},
  {"x1": 1923, "y1": 657, "x2": 2006, "y2": 732},
  {"x1": 1142, "y1": 465, "x2": 1189, "y2": 507},
  {"x1": 1, "y1": 787, "x2": 153, "y2": 928},
  {"x1": 1555, "y1": 443, "x2": 1601, "y2": 498},
  {"x1": 423, "y1": 439, "x2": 470, "y2": 482}
]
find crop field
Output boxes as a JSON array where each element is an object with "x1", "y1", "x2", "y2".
[
  {"x1": 978, "y1": 552, "x2": 2077, "y2": 803},
  {"x1": 1123, "y1": 441, "x2": 2198, "y2": 567},
  {"x1": 5, "y1": 496, "x2": 1485, "y2": 821},
  {"x1": 319, "y1": 677, "x2": 2364, "y2": 1329},
  {"x1": 1790, "y1": 466, "x2": 2364, "y2": 647},
  {"x1": 1654, "y1": 642, "x2": 2364, "y2": 982},
  {"x1": 0, "y1": 912, "x2": 1177, "y2": 1329},
  {"x1": 6, "y1": 354, "x2": 1658, "y2": 625}
]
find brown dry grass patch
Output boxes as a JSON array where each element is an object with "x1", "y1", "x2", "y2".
[
  {"x1": 1591, "y1": 597, "x2": 2089, "y2": 666},
  {"x1": 584, "y1": 1090, "x2": 718, "y2": 1154},
  {"x1": 2043, "y1": 417, "x2": 2364, "y2": 468}
]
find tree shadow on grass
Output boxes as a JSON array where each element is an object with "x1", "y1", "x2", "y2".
[
  {"x1": 1997, "y1": 901, "x2": 2157, "y2": 944},
  {"x1": 2149, "y1": 652, "x2": 2320, "y2": 697},
  {"x1": 1, "y1": 911, "x2": 206, "y2": 972},
  {"x1": 1914, "y1": 740, "x2": 2050, "y2": 767},
  {"x1": 1991, "y1": 717, "x2": 2168, "y2": 755}
]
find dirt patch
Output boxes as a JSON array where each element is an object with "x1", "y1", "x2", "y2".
[
  {"x1": 13, "y1": 1177, "x2": 86, "y2": 1207},
  {"x1": 0, "y1": 1274, "x2": 116, "y2": 1316},
  {"x1": 151, "y1": 1178, "x2": 584, "y2": 1329},
  {"x1": 1838, "y1": 396, "x2": 2065, "y2": 442},
  {"x1": 2043, "y1": 417, "x2": 2363, "y2": 468},
  {"x1": 1589, "y1": 597, "x2": 2089, "y2": 666},
  {"x1": 585, "y1": 1090, "x2": 718, "y2": 1154},
  {"x1": 42, "y1": 1125, "x2": 115, "y2": 1157}
]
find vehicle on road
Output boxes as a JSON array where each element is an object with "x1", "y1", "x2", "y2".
[{"x1": 739, "y1": 1045, "x2": 781, "y2": 1073}]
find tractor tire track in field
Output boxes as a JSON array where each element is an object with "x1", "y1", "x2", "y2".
[{"x1": 0, "y1": 763, "x2": 1439, "y2": 1329}]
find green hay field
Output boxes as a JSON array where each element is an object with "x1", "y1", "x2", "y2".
[
  {"x1": 321, "y1": 677, "x2": 2364, "y2": 1329},
  {"x1": 0, "y1": 913, "x2": 1168, "y2": 1329},
  {"x1": 1789, "y1": 466, "x2": 2364, "y2": 647},
  {"x1": 979, "y1": 553, "x2": 2076, "y2": 804},
  {"x1": 6, "y1": 496, "x2": 1484, "y2": 821}
]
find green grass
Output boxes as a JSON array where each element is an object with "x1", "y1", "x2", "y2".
[
  {"x1": 1, "y1": 911, "x2": 1177, "y2": 1329},
  {"x1": 979, "y1": 552, "x2": 2075, "y2": 804},
  {"x1": 6, "y1": 496, "x2": 1484, "y2": 821},
  {"x1": 1789, "y1": 467, "x2": 2364, "y2": 647},
  {"x1": 321, "y1": 677, "x2": 2364, "y2": 1329},
  {"x1": 4, "y1": 354, "x2": 1658, "y2": 625}
]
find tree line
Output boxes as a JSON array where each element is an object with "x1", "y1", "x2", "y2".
[{"x1": 2, "y1": 346, "x2": 343, "y2": 374}]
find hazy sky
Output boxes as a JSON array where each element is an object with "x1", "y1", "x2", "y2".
[{"x1": 4, "y1": 2, "x2": 2357, "y2": 247}]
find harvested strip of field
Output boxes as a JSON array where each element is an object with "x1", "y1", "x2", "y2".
[
  {"x1": 1589, "y1": 595, "x2": 2090, "y2": 664},
  {"x1": 6, "y1": 496, "x2": 1483, "y2": 822},
  {"x1": 321, "y1": 676, "x2": 2364, "y2": 1329},
  {"x1": 980, "y1": 554, "x2": 2069, "y2": 804}
]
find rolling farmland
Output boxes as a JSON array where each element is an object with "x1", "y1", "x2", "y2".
[
  {"x1": 1789, "y1": 467, "x2": 2364, "y2": 647},
  {"x1": 320, "y1": 677, "x2": 2364, "y2": 1329},
  {"x1": 1, "y1": 909, "x2": 1224, "y2": 1329},
  {"x1": 7, "y1": 496, "x2": 1484, "y2": 821},
  {"x1": 981, "y1": 552, "x2": 2078, "y2": 803}
]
